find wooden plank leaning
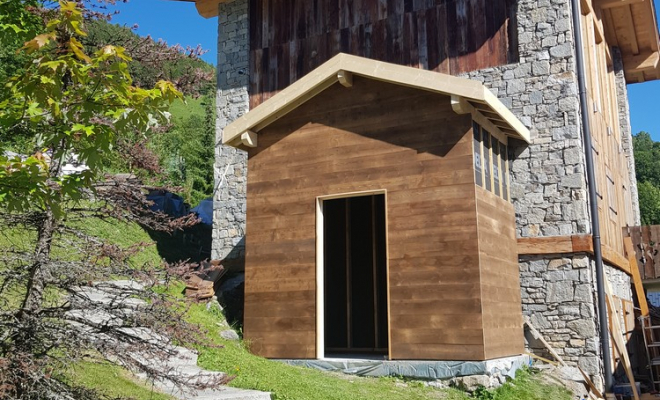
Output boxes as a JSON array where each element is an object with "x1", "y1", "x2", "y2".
[
  {"x1": 604, "y1": 278, "x2": 640, "y2": 400},
  {"x1": 523, "y1": 316, "x2": 604, "y2": 399},
  {"x1": 624, "y1": 236, "x2": 649, "y2": 317}
]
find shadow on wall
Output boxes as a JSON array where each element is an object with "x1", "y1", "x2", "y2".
[
  {"x1": 220, "y1": 236, "x2": 246, "y2": 272},
  {"x1": 216, "y1": 237, "x2": 246, "y2": 329}
]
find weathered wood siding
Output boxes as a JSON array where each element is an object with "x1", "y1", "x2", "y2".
[
  {"x1": 248, "y1": 0, "x2": 517, "y2": 108},
  {"x1": 243, "y1": 77, "x2": 492, "y2": 360},
  {"x1": 475, "y1": 187, "x2": 524, "y2": 359}
]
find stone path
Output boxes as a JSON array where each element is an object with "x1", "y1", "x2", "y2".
[{"x1": 69, "y1": 281, "x2": 270, "y2": 400}]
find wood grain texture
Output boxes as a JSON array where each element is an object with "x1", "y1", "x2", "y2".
[
  {"x1": 475, "y1": 187, "x2": 524, "y2": 359},
  {"x1": 243, "y1": 77, "x2": 510, "y2": 360},
  {"x1": 517, "y1": 234, "x2": 631, "y2": 275},
  {"x1": 248, "y1": 0, "x2": 516, "y2": 108}
]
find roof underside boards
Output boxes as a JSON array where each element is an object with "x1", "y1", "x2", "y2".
[
  {"x1": 222, "y1": 53, "x2": 531, "y2": 148},
  {"x1": 595, "y1": 0, "x2": 660, "y2": 83}
]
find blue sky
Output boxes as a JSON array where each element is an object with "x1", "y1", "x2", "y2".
[
  {"x1": 107, "y1": 0, "x2": 217, "y2": 65},
  {"x1": 110, "y1": 1, "x2": 660, "y2": 141}
]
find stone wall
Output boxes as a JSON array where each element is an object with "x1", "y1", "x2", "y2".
[
  {"x1": 613, "y1": 47, "x2": 641, "y2": 226},
  {"x1": 213, "y1": 0, "x2": 249, "y2": 263},
  {"x1": 519, "y1": 254, "x2": 602, "y2": 386},
  {"x1": 520, "y1": 255, "x2": 632, "y2": 389},
  {"x1": 462, "y1": 0, "x2": 589, "y2": 239}
]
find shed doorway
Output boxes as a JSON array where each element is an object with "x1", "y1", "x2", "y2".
[{"x1": 319, "y1": 193, "x2": 389, "y2": 358}]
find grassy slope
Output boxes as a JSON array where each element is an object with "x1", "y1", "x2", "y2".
[
  {"x1": 0, "y1": 218, "x2": 174, "y2": 399},
  {"x1": 0, "y1": 217, "x2": 573, "y2": 400},
  {"x1": 169, "y1": 96, "x2": 205, "y2": 123},
  {"x1": 67, "y1": 361, "x2": 173, "y2": 400}
]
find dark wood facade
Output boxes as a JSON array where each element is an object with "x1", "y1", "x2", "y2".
[
  {"x1": 242, "y1": 76, "x2": 523, "y2": 360},
  {"x1": 249, "y1": 0, "x2": 518, "y2": 108}
]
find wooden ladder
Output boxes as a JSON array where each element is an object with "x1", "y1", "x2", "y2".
[{"x1": 640, "y1": 316, "x2": 660, "y2": 392}]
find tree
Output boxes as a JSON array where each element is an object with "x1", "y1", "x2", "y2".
[
  {"x1": 638, "y1": 181, "x2": 660, "y2": 225},
  {"x1": 0, "y1": 2, "x2": 224, "y2": 398},
  {"x1": 633, "y1": 131, "x2": 660, "y2": 225},
  {"x1": 154, "y1": 94, "x2": 215, "y2": 205}
]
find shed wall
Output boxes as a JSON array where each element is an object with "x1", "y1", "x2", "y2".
[
  {"x1": 244, "y1": 77, "x2": 489, "y2": 360},
  {"x1": 476, "y1": 187, "x2": 524, "y2": 359}
]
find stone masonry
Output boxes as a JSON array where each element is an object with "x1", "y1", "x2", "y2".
[
  {"x1": 213, "y1": 0, "x2": 249, "y2": 263},
  {"x1": 613, "y1": 47, "x2": 642, "y2": 226},
  {"x1": 520, "y1": 255, "x2": 631, "y2": 389},
  {"x1": 463, "y1": 0, "x2": 588, "y2": 240}
]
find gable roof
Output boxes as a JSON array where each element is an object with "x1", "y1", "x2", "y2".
[{"x1": 223, "y1": 53, "x2": 531, "y2": 148}]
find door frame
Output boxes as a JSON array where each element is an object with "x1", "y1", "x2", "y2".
[{"x1": 315, "y1": 189, "x2": 391, "y2": 360}]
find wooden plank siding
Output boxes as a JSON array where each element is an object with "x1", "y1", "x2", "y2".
[
  {"x1": 248, "y1": 0, "x2": 517, "y2": 108},
  {"x1": 243, "y1": 76, "x2": 523, "y2": 360},
  {"x1": 580, "y1": 2, "x2": 636, "y2": 260},
  {"x1": 475, "y1": 187, "x2": 524, "y2": 359}
]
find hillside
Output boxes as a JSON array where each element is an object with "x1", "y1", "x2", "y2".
[{"x1": 84, "y1": 19, "x2": 215, "y2": 97}]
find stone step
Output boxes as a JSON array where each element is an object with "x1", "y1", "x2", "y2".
[
  {"x1": 72, "y1": 286, "x2": 147, "y2": 309},
  {"x1": 71, "y1": 281, "x2": 271, "y2": 400}
]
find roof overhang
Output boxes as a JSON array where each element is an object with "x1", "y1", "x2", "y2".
[
  {"x1": 169, "y1": 0, "x2": 222, "y2": 18},
  {"x1": 222, "y1": 53, "x2": 531, "y2": 148},
  {"x1": 590, "y1": 0, "x2": 660, "y2": 83}
]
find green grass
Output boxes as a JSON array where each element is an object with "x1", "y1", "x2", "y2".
[
  {"x1": 67, "y1": 360, "x2": 174, "y2": 400},
  {"x1": 169, "y1": 96, "x2": 205, "y2": 123},
  {"x1": 486, "y1": 368, "x2": 573, "y2": 400}
]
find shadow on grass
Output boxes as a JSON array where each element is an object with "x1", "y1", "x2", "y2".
[{"x1": 144, "y1": 224, "x2": 212, "y2": 264}]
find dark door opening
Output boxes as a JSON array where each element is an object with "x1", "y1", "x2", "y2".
[{"x1": 323, "y1": 194, "x2": 388, "y2": 357}]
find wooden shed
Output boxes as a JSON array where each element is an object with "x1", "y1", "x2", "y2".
[{"x1": 224, "y1": 54, "x2": 531, "y2": 361}]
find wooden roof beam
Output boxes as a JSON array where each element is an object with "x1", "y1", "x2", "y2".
[
  {"x1": 240, "y1": 130, "x2": 257, "y2": 148},
  {"x1": 594, "y1": 0, "x2": 645, "y2": 9},
  {"x1": 337, "y1": 70, "x2": 353, "y2": 87},
  {"x1": 168, "y1": 0, "x2": 222, "y2": 18},
  {"x1": 195, "y1": 0, "x2": 222, "y2": 18},
  {"x1": 581, "y1": 0, "x2": 594, "y2": 15},
  {"x1": 624, "y1": 51, "x2": 660, "y2": 73},
  {"x1": 621, "y1": 5, "x2": 641, "y2": 55}
]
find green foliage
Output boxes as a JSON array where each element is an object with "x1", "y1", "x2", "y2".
[
  {"x1": 473, "y1": 385, "x2": 495, "y2": 400},
  {"x1": 487, "y1": 368, "x2": 572, "y2": 400},
  {"x1": 633, "y1": 132, "x2": 660, "y2": 187},
  {"x1": 83, "y1": 19, "x2": 215, "y2": 96},
  {"x1": 0, "y1": 0, "x2": 181, "y2": 216},
  {"x1": 633, "y1": 132, "x2": 660, "y2": 225},
  {"x1": 638, "y1": 181, "x2": 660, "y2": 225},
  {"x1": 153, "y1": 94, "x2": 215, "y2": 205},
  {"x1": 0, "y1": 0, "x2": 42, "y2": 82}
]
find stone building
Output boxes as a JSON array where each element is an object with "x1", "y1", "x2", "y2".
[{"x1": 177, "y1": 0, "x2": 660, "y2": 389}]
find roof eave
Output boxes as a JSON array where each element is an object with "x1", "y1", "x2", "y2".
[
  {"x1": 223, "y1": 53, "x2": 531, "y2": 147},
  {"x1": 597, "y1": 0, "x2": 660, "y2": 83},
  {"x1": 169, "y1": 0, "x2": 221, "y2": 18}
]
